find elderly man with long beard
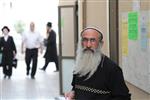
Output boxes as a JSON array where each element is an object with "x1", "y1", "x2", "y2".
[{"x1": 65, "y1": 27, "x2": 131, "y2": 100}]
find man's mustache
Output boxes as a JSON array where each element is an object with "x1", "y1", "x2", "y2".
[{"x1": 83, "y1": 48, "x2": 95, "y2": 53}]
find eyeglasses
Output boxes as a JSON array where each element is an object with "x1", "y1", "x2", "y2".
[{"x1": 82, "y1": 37, "x2": 97, "y2": 43}]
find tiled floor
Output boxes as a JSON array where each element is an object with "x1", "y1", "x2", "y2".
[
  {"x1": 126, "y1": 82, "x2": 150, "y2": 100},
  {"x1": 0, "y1": 57, "x2": 60, "y2": 100},
  {"x1": 0, "y1": 56, "x2": 150, "y2": 100}
]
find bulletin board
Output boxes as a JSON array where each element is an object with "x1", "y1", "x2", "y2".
[{"x1": 119, "y1": 0, "x2": 150, "y2": 93}]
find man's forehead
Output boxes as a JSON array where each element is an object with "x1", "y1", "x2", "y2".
[
  {"x1": 30, "y1": 22, "x2": 35, "y2": 26},
  {"x1": 82, "y1": 29, "x2": 99, "y2": 36}
]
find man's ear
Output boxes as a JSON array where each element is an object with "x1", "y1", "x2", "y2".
[{"x1": 100, "y1": 40, "x2": 104, "y2": 46}]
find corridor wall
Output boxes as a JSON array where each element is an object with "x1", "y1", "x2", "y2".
[
  {"x1": 85, "y1": 0, "x2": 109, "y2": 56},
  {"x1": 119, "y1": 0, "x2": 150, "y2": 93}
]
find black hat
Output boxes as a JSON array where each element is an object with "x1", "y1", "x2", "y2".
[
  {"x1": 1, "y1": 26, "x2": 10, "y2": 32},
  {"x1": 47, "y1": 22, "x2": 52, "y2": 27}
]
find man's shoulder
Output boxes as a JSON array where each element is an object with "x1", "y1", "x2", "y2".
[
  {"x1": 103, "y1": 55, "x2": 117, "y2": 65},
  {"x1": 50, "y1": 30, "x2": 56, "y2": 34},
  {"x1": 102, "y1": 55, "x2": 121, "y2": 70},
  {"x1": 0, "y1": 36, "x2": 4, "y2": 40},
  {"x1": 8, "y1": 35, "x2": 13, "y2": 39}
]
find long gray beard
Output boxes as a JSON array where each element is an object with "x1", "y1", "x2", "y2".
[{"x1": 73, "y1": 43, "x2": 102, "y2": 79}]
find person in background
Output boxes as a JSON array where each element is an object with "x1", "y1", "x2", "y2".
[
  {"x1": 39, "y1": 22, "x2": 59, "y2": 72},
  {"x1": 21, "y1": 22, "x2": 43, "y2": 79},
  {"x1": 0, "y1": 26, "x2": 17, "y2": 79},
  {"x1": 65, "y1": 27, "x2": 131, "y2": 100}
]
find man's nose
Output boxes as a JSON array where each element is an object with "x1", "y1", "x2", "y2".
[{"x1": 87, "y1": 41, "x2": 92, "y2": 48}]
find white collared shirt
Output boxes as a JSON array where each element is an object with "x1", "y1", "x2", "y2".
[
  {"x1": 22, "y1": 31, "x2": 43, "y2": 49},
  {"x1": 4, "y1": 35, "x2": 9, "y2": 41}
]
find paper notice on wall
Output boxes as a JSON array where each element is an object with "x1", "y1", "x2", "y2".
[
  {"x1": 140, "y1": 11, "x2": 149, "y2": 51},
  {"x1": 121, "y1": 13, "x2": 128, "y2": 56},
  {"x1": 132, "y1": 0, "x2": 140, "y2": 11},
  {"x1": 128, "y1": 12, "x2": 138, "y2": 40}
]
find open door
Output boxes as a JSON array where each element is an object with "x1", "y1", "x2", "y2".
[{"x1": 58, "y1": 5, "x2": 78, "y2": 95}]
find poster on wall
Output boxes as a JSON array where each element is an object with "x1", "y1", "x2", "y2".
[
  {"x1": 121, "y1": 13, "x2": 128, "y2": 56},
  {"x1": 140, "y1": 11, "x2": 148, "y2": 51},
  {"x1": 128, "y1": 12, "x2": 138, "y2": 40}
]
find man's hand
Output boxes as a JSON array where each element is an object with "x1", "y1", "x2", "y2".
[
  {"x1": 21, "y1": 48, "x2": 24, "y2": 54},
  {"x1": 64, "y1": 91, "x2": 75, "y2": 100}
]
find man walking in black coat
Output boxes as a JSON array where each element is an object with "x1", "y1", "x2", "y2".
[
  {"x1": 40, "y1": 22, "x2": 59, "y2": 72},
  {"x1": 0, "y1": 26, "x2": 17, "y2": 79}
]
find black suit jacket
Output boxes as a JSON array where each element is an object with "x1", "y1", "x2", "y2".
[
  {"x1": 44, "y1": 30, "x2": 58, "y2": 62},
  {"x1": 0, "y1": 36, "x2": 17, "y2": 65}
]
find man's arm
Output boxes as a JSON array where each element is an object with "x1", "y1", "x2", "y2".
[
  {"x1": 21, "y1": 41, "x2": 25, "y2": 54},
  {"x1": 109, "y1": 66, "x2": 131, "y2": 100},
  {"x1": 39, "y1": 41, "x2": 43, "y2": 54},
  {"x1": 38, "y1": 33, "x2": 44, "y2": 54},
  {"x1": 11, "y1": 37, "x2": 17, "y2": 57}
]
